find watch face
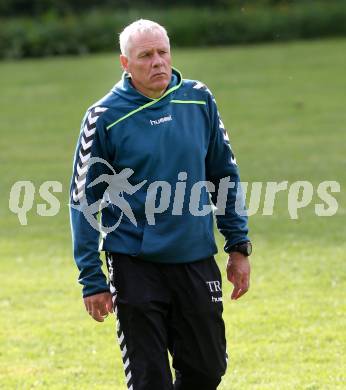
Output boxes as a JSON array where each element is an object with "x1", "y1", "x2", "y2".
[{"x1": 245, "y1": 242, "x2": 252, "y2": 256}]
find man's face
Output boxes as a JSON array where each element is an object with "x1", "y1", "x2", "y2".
[{"x1": 120, "y1": 30, "x2": 172, "y2": 99}]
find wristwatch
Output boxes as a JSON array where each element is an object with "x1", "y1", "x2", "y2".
[{"x1": 227, "y1": 241, "x2": 252, "y2": 257}]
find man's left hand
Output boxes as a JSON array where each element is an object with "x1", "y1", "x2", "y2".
[{"x1": 226, "y1": 252, "x2": 251, "y2": 300}]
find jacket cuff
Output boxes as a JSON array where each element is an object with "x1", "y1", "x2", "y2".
[
  {"x1": 80, "y1": 272, "x2": 110, "y2": 298},
  {"x1": 83, "y1": 286, "x2": 111, "y2": 298}
]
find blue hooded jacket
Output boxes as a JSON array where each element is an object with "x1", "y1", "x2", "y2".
[{"x1": 70, "y1": 68, "x2": 249, "y2": 297}]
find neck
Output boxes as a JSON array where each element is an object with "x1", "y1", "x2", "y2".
[{"x1": 130, "y1": 80, "x2": 166, "y2": 99}]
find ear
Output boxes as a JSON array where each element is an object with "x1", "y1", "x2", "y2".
[{"x1": 120, "y1": 54, "x2": 129, "y2": 72}]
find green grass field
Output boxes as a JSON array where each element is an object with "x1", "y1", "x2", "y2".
[{"x1": 1, "y1": 38, "x2": 345, "y2": 389}]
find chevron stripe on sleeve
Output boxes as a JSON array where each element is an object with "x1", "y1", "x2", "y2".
[
  {"x1": 193, "y1": 81, "x2": 230, "y2": 144},
  {"x1": 71, "y1": 106, "x2": 108, "y2": 203}
]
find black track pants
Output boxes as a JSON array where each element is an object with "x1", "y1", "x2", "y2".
[{"x1": 106, "y1": 253, "x2": 227, "y2": 390}]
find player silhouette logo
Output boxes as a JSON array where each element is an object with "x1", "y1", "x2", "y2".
[{"x1": 71, "y1": 157, "x2": 147, "y2": 233}]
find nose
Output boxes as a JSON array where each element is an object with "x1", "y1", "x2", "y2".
[{"x1": 152, "y1": 52, "x2": 163, "y2": 68}]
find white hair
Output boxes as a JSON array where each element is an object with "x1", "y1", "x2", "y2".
[{"x1": 119, "y1": 19, "x2": 170, "y2": 57}]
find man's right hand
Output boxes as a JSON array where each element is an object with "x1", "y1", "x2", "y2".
[{"x1": 84, "y1": 292, "x2": 113, "y2": 322}]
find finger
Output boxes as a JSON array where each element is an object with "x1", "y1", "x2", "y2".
[
  {"x1": 231, "y1": 279, "x2": 244, "y2": 299},
  {"x1": 106, "y1": 296, "x2": 114, "y2": 313},
  {"x1": 91, "y1": 307, "x2": 105, "y2": 322},
  {"x1": 99, "y1": 307, "x2": 111, "y2": 318},
  {"x1": 241, "y1": 273, "x2": 250, "y2": 292},
  {"x1": 86, "y1": 299, "x2": 104, "y2": 321},
  {"x1": 231, "y1": 278, "x2": 241, "y2": 299},
  {"x1": 94, "y1": 299, "x2": 112, "y2": 320},
  {"x1": 231, "y1": 286, "x2": 241, "y2": 300},
  {"x1": 233, "y1": 277, "x2": 250, "y2": 300},
  {"x1": 98, "y1": 299, "x2": 113, "y2": 316},
  {"x1": 85, "y1": 300, "x2": 92, "y2": 315},
  {"x1": 107, "y1": 303, "x2": 114, "y2": 314},
  {"x1": 235, "y1": 286, "x2": 248, "y2": 299}
]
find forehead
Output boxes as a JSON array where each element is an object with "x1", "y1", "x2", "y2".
[{"x1": 128, "y1": 30, "x2": 170, "y2": 55}]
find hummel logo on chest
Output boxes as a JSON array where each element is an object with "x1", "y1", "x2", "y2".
[{"x1": 150, "y1": 115, "x2": 172, "y2": 126}]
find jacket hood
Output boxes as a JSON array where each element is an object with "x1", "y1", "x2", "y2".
[{"x1": 111, "y1": 67, "x2": 182, "y2": 109}]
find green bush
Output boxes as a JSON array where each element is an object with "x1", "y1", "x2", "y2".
[
  {"x1": 0, "y1": 1, "x2": 333, "y2": 17},
  {"x1": 1, "y1": 2, "x2": 346, "y2": 59}
]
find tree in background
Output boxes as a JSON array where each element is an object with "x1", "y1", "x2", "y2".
[{"x1": 0, "y1": 0, "x2": 331, "y2": 17}]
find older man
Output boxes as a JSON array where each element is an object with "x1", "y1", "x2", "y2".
[{"x1": 70, "y1": 19, "x2": 251, "y2": 390}]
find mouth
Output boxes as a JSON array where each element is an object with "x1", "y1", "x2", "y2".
[{"x1": 151, "y1": 72, "x2": 167, "y2": 79}]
